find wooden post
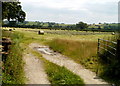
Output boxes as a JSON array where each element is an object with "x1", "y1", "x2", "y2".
[
  {"x1": 96, "y1": 39, "x2": 101, "y2": 77},
  {"x1": 117, "y1": 40, "x2": 120, "y2": 61},
  {"x1": 97, "y1": 39, "x2": 100, "y2": 56}
]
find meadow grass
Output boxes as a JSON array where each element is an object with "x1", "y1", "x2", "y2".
[
  {"x1": 2, "y1": 31, "x2": 25, "y2": 84},
  {"x1": 47, "y1": 39, "x2": 99, "y2": 71},
  {"x1": 2, "y1": 27, "x2": 114, "y2": 84},
  {"x1": 46, "y1": 34, "x2": 120, "y2": 85},
  {"x1": 11, "y1": 28, "x2": 113, "y2": 72},
  {"x1": 6, "y1": 29, "x2": 85, "y2": 85},
  {"x1": 4, "y1": 27, "x2": 113, "y2": 42},
  {"x1": 16, "y1": 28, "x2": 104, "y2": 72}
]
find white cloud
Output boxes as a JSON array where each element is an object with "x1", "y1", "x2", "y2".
[
  {"x1": 20, "y1": 0, "x2": 119, "y2": 11},
  {"x1": 19, "y1": 0, "x2": 119, "y2": 24}
]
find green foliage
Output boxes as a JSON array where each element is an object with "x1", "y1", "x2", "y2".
[
  {"x1": 2, "y1": 2, "x2": 26, "y2": 22},
  {"x1": 44, "y1": 59, "x2": 85, "y2": 85},
  {"x1": 100, "y1": 61, "x2": 120, "y2": 85},
  {"x1": 3, "y1": 20, "x2": 118, "y2": 32},
  {"x1": 2, "y1": 31, "x2": 25, "y2": 84},
  {"x1": 98, "y1": 36, "x2": 120, "y2": 85},
  {"x1": 76, "y1": 22, "x2": 88, "y2": 30}
]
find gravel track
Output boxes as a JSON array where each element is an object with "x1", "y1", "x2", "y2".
[
  {"x1": 29, "y1": 43, "x2": 110, "y2": 85},
  {"x1": 23, "y1": 53, "x2": 50, "y2": 84}
]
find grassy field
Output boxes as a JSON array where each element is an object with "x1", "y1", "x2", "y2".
[
  {"x1": 21, "y1": 32, "x2": 85, "y2": 84},
  {"x1": 2, "y1": 28, "x2": 86, "y2": 84},
  {"x1": 47, "y1": 39, "x2": 98, "y2": 70},
  {"x1": 4, "y1": 27, "x2": 113, "y2": 42},
  {"x1": 2, "y1": 27, "x2": 115, "y2": 84}
]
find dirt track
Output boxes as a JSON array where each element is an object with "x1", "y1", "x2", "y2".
[
  {"x1": 23, "y1": 53, "x2": 50, "y2": 84},
  {"x1": 29, "y1": 43, "x2": 109, "y2": 84}
]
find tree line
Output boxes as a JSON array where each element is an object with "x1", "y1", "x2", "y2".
[
  {"x1": 2, "y1": 2, "x2": 118, "y2": 32},
  {"x1": 3, "y1": 20, "x2": 118, "y2": 32}
]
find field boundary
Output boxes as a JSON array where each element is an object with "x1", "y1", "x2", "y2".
[{"x1": 97, "y1": 38, "x2": 120, "y2": 59}]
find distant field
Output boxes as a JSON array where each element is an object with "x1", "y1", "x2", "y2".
[{"x1": 2, "y1": 27, "x2": 113, "y2": 42}]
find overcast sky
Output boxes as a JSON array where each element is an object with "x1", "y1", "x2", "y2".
[{"x1": 20, "y1": 0, "x2": 119, "y2": 24}]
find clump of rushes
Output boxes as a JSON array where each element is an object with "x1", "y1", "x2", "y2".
[{"x1": 2, "y1": 31, "x2": 25, "y2": 84}]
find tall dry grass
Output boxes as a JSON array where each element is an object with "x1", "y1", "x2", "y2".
[{"x1": 48, "y1": 39, "x2": 98, "y2": 68}]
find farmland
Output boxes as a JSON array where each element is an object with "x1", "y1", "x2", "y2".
[
  {"x1": 1, "y1": 0, "x2": 120, "y2": 85},
  {"x1": 4, "y1": 27, "x2": 113, "y2": 41},
  {"x1": 2, "y1": 27, "x2": 118, "y2": 85}
]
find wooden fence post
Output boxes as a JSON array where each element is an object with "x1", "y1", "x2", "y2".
[
  {"x1": 97, "y1": 39, "x2": 100, "y2": 56},
  {"x1": 117, "y1": 40, "x2": 120, "y2": 61}
]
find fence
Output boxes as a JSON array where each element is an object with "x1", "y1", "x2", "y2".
[{"x1": 98, "y1": 38, "x2": 120, "y2": 59}]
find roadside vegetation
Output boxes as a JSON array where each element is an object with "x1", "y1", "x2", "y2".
[
  {"x1": 44, "y1": 60, "x2": 85, "y2": 85},
  {"x1": 2, "y1": 30, "x2": 25, "y2": 84},
  {"x1": 2, "y1": 27, "x2": 117, "y2": 84},
  {"x1": 47, "y1": 35, "x2": 120, "y2": 85},
  {"x1": 47, "y1": 39, "x2": 98, "y2": 70},
  {"x1": 32, "y1": 50, "x2": 85, "y2": 85},
  {"x1": 2, "y1": 28, "x2": 85, "y2": 85},
  {"x1": 2, "y1": 1, "x2": 119, "y2": 85},
  {"x1": 98, "y1": 35, "x2": 120, "y2": 85}
]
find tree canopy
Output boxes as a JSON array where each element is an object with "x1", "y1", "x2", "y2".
[
  {"x1": 76, "y1": 22, "x2": 88, "y2": 30},
  {"x1": 2, "y1": 2, "x2": 26, "y2": 22}
]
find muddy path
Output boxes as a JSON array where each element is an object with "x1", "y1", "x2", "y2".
[
  {"x1": 29, "y1": 43, "x2": 109, "y2": 84},
  {"x1": 23, "y1": 53, "x2": 50, "y2": 84}
]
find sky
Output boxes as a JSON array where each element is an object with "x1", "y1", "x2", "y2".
[{"x1": 20, "y1": 0, "x2": 119, "y2": 24}]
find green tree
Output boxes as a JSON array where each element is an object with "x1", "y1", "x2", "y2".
[
  {"x1": 76, "y1": 22, "x2": 88, "y2": 30},
  {"x1": 2, "y1": 2, "x2": 26, "y2": 22},
  {"x1": 98, "y1": 26, "x2": 101, "y2": 29}
]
